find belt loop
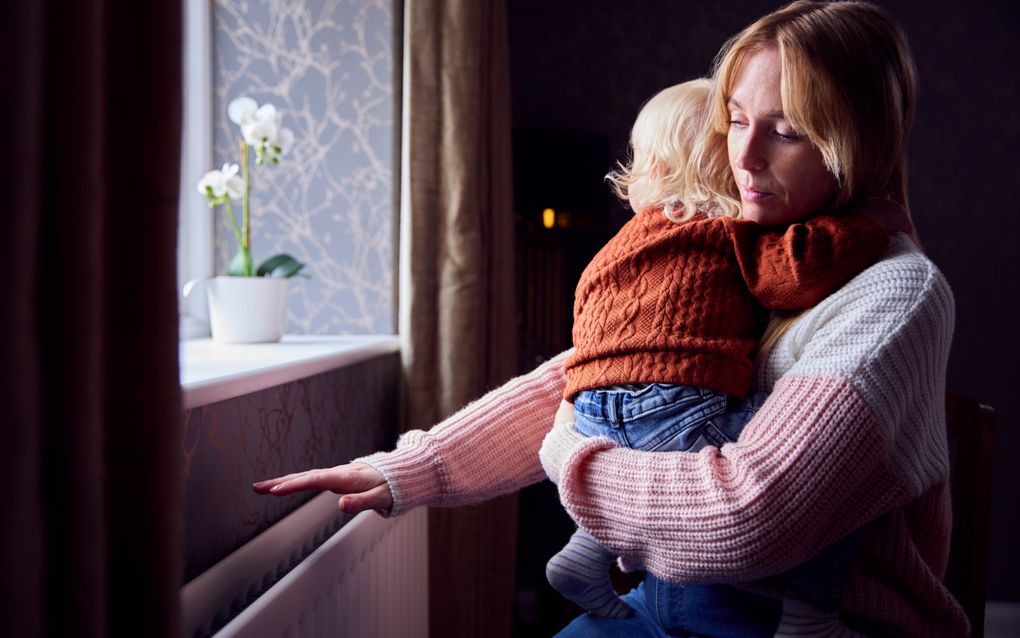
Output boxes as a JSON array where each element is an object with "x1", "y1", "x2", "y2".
[{"x1": 608, "y1": 391, "x2": 622, "y2": 427}]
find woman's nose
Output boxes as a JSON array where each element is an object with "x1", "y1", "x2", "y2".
[{"x1": 733, "y1": 131, "x2": 767, "y2": 172}]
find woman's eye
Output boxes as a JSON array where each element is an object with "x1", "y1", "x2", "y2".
[
  {"x1": 728, "y1": 118, "x2": 748, "y2": 128},
  {"x1": 775, "y1": 130, "x2": 805, "y2": 142}
]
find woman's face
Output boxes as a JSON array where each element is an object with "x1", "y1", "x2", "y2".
[{"x1": 726, "y1": 46, "x2": 836, "y2": 225}]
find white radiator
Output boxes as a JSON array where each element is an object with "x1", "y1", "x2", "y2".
[{"x1": 181, "y1": 493, "x2": 429, "y2": 638}]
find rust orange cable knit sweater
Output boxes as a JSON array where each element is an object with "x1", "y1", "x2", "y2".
[{"x1": 564, "y1": 207, "x2": 888, "y2": 400}]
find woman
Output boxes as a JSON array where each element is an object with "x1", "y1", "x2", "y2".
[{"x1": 255, "y1": 2, "x2": 966, "y2": 635}]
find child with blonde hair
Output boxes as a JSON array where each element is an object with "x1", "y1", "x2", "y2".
[
  {"x1": 545, "y1": 78, "x2": 897, "y2": 629},
  {"x1": 606, "y1": 79, "x2": 713, "y2": 219}
]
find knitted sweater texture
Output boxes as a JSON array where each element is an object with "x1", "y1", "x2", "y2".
[
  {"x1": 565, "y1": 208, "x2": 887, "y2": 399},
  {"x1": 356, "y1": 235, "x2": 966, "y2": 637}
]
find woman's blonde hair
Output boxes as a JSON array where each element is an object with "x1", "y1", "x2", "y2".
[
  {"x1": 682, "y1": 0, "x2": 919, "y2": 220},
  {"x1": 607, "y1": 78, "x2": 716, "y2": 220}
]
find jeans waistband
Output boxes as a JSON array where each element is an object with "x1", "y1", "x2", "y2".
[{"x1": 573, "y1": 384, "x2": 728, "y2": 427}]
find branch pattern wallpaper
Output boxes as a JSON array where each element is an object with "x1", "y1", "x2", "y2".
[{"x1": 212, "y1": 0, "x2": 394, "y2": 334}]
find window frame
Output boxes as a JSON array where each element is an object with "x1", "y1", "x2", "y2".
[{"x1": 178, "y1": 0, "x2": 214, "y2": 340}]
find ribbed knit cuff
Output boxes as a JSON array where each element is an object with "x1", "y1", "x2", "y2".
[
  {"x1": 352, "y1": 436, "x2": 445, "y2": 518},
  {"x1": 539, "y1": 421, "x2": 585, "y2": 484},
  {"x1": 539, "y1": 420, "x2": 620, "y2": 488}
]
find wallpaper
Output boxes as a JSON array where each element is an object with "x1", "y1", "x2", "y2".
[
  {"x1": 211, "y1": 0, "x2": 394, "y2": 334},
  {"x1": 182, "y1": 353, "x2": 400, "y2": 582}
]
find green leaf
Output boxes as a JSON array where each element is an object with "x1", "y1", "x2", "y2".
[
  {"x1": 256, "y1": 253, "x2": 306, "y2": 278},
  {"x1": 228, "y1": 248, "x2": 255, "y2": 276}
]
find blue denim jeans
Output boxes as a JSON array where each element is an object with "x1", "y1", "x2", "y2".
[
  {"x1": 562, "y1": 383, "x2": 854, "y2": 635},
  {"x1": 555, "y1": 575, "x2": 782, "y2": 637},
  {"x1": 571, "y1": 383, "x2": 761, "y2": 454}
]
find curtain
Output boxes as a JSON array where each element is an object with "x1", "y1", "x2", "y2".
[
  {"x1": 0, "y1": 1, "x2": 182, "y2": 636},
  {"x1": 399, "y1": 0, "x2": 517, "y2": 635}
]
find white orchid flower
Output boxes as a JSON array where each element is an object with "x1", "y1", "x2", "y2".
[
  {"x1": 197, "y1": 163, "x2": 243, "y2": 201},
  {"x1": 228, "y1": 97, "x2": 258, "y2": 126},
  {"x1": 277, "y1": 127, "x2": 295, "y2": 155},
  {"x1": 221, "y1": 164, "x2": 244, "y2": 199},
  {"x1": 241, "y1": 104, "x2": 279, "y2": 145}
]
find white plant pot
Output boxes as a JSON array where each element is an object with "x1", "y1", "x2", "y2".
[{"x1": 206, "y1": 276, "x2": 289, "y2": 343}]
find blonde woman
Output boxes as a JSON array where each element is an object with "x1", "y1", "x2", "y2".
[
  {"x1": 256, "y1": 2, "x2": 963, "y2": 635},
  {"x1": 544, "y1": 77, "x2": 891, "y2": 623}
]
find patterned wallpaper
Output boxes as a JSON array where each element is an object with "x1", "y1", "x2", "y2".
[
  {"x1": 211, "y1": 0, "x2": 394, "y2": 335},
  {"x1": 182, "y1": 353, "x2": 400, "y2": 582}
]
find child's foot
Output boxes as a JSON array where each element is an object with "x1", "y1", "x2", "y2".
[
  {"x1": 546, "y1": 534, "x2": 632, "y2": 619},
  {"x1": 774, "y1": 597, "x2": 865, "y2": 638}
]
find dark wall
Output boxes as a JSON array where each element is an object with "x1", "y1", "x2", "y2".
[{"x1": 508, "y1": 0, "x2": 1020, "y2": 602}]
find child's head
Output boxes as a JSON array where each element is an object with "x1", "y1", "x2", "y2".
[{"x1": 607, "y1": 78, "x2": 712, "y2": 218}]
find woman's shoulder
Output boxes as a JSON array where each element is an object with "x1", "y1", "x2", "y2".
[
  {"x1": 769, "y1": 234, "x2": 954, "y2": 383},
  {"x1": 826, "y1": 234, "x2": 953, "y2": 318}
]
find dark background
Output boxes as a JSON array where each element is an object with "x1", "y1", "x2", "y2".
[{"x1": 505, "y1": 0, "x2": 1020, "y2": 630}]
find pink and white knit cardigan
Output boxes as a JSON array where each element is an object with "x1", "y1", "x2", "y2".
[{"x1": 357, "y1": 235, "x2": 969, "y2": 637}]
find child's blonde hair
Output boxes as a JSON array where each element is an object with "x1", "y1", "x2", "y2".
[{"x1": 607, "y1": 78, "x2": 713, "y2": 221}]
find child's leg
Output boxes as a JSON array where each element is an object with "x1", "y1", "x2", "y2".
[
  {"x1": 773, "y1": 597, "x2": 865, "y2": 638},
  {"x1": 546, "y1": 390, "x2": 634, "y2": 618},
  {"x1": 774, "y1": 531, "x2": 864, "y2": 637},
  {"x1": 546, "y1": 527, "x2": 632, "y2": 619},
  {"x1": 547, "y1": 385, "x2": 730, "y2": 618}
]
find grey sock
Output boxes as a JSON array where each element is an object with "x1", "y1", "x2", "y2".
[{"x1": 545, "y1": 528, "x2": 632, "y2": 619}]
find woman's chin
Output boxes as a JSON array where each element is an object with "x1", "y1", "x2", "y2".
[
  {"x1": 740, "y1": 202, "x2": 810, "y2": 227},
  {"x1": 739, "y1": 204, "x2": 769, "y2": 224}
]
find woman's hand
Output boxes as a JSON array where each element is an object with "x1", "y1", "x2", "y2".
[
  {"x1": 540, "y1": 400, "x2": 587, "y2": 484},
  {"x1": 252, "y1": 462, "x2": 393, "y2": 514}
]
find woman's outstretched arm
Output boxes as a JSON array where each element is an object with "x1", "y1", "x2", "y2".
[{"x1": 254, "y1": 350, "x2": 571, "y2": 516}]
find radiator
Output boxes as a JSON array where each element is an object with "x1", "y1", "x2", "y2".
[{"x1": 181, "y1": 493, "x2": 429, "y2": 638}]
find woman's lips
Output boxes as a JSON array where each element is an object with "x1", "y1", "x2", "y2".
[{"x1": 740, "y1": 186, "x2": 773, "y2": 203}]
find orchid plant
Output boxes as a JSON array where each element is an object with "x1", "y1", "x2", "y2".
[{"x1": 198, "y1": 97, "x2": 305, "y2": 278}]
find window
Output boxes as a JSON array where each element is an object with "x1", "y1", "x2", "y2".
[
  {"x1": 176, "y1": 3, "x2": 403, "y2": 617},
  {"x1": 178, "y1": 0, "x2": 397, "y2": 339}
]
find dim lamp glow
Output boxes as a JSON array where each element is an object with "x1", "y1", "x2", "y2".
[{"x1": 542, "y1": 207, "x2": 556, "y2": 229}]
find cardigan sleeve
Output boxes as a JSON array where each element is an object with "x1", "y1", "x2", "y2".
[
  {"x1": 552, "y1": 245, "x2": 954, "y2": 583},
  {"x1": 354, "y1": 349, "x2": 571, "y2": 517},
  {"x1": 724, "y1": 214, "x2": 888, "y2": 310}
]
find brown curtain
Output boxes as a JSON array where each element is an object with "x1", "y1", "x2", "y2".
[
  {"x1": 399, "y1": 0, "x2": 517, "y2": 635},
  {"x1": 1, "y1": 1, "x2": 182, "y2": 636}
]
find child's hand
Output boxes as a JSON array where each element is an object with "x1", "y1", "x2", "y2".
[
  {"x1": 253, "y1": 462, "x2": 392, "y2": 514},
  {"x1": 858, "y1": 197, "x2": 913, "y2": 235},
  {"x1": 554, "y1": 399, "x2": 575, "y2": 428},
  {"x1": 541, "y1": 400, "x2": 586, "y2": 485}
]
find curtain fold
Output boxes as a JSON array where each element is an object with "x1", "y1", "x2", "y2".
[
  {"x1": 399, "y1": 0, "x2": 518, "y2": 635},
  {"x1": 1, "y1": 1, "x2": 182, "y2": 635}
]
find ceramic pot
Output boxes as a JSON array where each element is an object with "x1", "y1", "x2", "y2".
[{"x1": 206, "y1": 276, "x2": 288, "y2": 343}]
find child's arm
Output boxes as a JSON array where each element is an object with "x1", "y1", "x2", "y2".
[{"x1": 723, "y1": 212, "x2": 890, "y2": 309}]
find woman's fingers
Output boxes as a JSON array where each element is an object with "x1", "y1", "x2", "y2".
[
  {"x1": 251, "y1": 469, "x2": 327, "y2": 494},
  {"x1": 263, "y1": 469, "x2": 332, "y2": 495},
  {"x1": 251, "y1": 469, "x2": 309, "y2": 493},
  {"x1": 252, "y1": 463, "x2": 389, "y2": 504},
  {"x1": 338, "y1": 483, "x2": 393, "y2": 514}
]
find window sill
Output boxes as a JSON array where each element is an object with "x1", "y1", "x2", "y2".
[{"x1": 180, "y1": 335, "x2": 401, "y2": 410}]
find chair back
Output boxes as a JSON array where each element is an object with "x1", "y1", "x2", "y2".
[{"x1": 944, "y1": 393, "x2": 996, "y2": 638}]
